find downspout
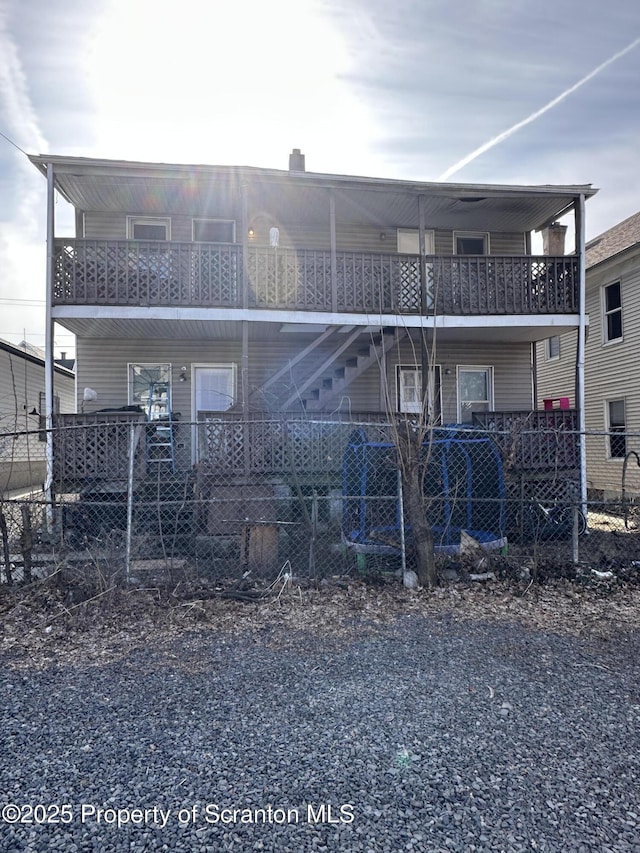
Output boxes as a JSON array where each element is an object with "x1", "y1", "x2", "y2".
[
  {"x1": 44, "y1": 164, "x2": 55, "y2": 529},
  {"x1": 531, "y1": 342, "x2": 538, "y2": 410},
  {"x1": 418, "y1": 195, "x2": 429, "y2": 407},
  {"x1": 240, "y1": 181, "x2": 250, "y2": 474},
  {"x1": 576, "y1": 194, "x2": 587, "y2": 516}
]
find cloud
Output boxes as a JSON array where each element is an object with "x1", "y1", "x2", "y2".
[{"x1": 0, "y1": 2, "x2": 50, "y2": 344}]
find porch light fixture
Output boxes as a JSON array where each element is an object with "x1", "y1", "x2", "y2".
[
  {"x1": 248, "y1": 228, "x2": 255, "y2": 238},
  {"x1": 179, "y1": 366, "x2": 188, "y2": 381},
  {"x1": 379, "y1": 232, "x2": 386, "y2": 241}
]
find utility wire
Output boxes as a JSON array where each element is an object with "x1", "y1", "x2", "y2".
[{"x1": 0, "y1": 127, "x2": 30, "y2": 158}]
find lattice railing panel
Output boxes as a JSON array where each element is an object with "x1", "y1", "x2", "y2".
[
  {"x1": 53, "y1": 241, "x2": 578, "y2": 316},
  {"x1": 53, "y1": 414, "x2": 147, "y2": 483},
  {"x1": 473, "y1": 410, "x2": 580, "y2": 472},
  {"x1": 53, "y1": 240, "x2": 241, "y2": 307}
]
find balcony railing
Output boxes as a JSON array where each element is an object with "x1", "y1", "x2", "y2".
[{"x1": 53, "y1": 240, "x2": 579, "y2": 316}]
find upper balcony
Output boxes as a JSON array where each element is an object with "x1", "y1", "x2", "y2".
[{"x1": 53, "y1": 239, "x2": 579, "y2": 317}]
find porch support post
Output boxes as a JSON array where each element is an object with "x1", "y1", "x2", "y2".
[
  {"x1": 575, "y1": 194, "x2": 587, "y2": 516},
  {"x1": 44, "y1": 163, "x2": 56, "y2": 528},
  {"x1": 241, "y1": 180, "x2": 249, "y2": 310},
  {"x1": 241, "y1": 321, "x2": 250, "y2": 417},
  {"x1": 329, "y1": 189, "x2": 337, "y2": 313}
]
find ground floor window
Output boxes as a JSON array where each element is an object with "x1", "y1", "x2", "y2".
[
  {"x1": 607, "y1": 399, "x2": 626, "y2": 459},
  {"x1": 457, "y1": 366, "x2": 493, "y2": 424},
  {"x1": 128, "y1": 364, "x2": 171, "y2": 418},
  {"x1": 193, "y1": 364, "x2": 236, "y2": 416},
  {"x1": 397, "y1": 365, "x2": 441, "y2": 422}
]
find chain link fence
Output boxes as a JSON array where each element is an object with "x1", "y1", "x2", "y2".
[{"x1": 2, "y1": 415, "x2": 640, "y2": 588}]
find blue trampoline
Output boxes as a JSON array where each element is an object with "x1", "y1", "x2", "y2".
[{"x1": 342, "y1": 426, "x2": 506, "y2": 556}]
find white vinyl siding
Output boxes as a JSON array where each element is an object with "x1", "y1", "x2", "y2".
[{"x1": 82, "y1": 211, "x2": 526, "y2": 255}]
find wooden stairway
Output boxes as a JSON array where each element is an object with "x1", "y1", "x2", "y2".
[{"x1": 285, "y1": 327, "x2": 407, "y2": 412}]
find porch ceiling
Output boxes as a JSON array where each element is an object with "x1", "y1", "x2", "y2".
[
  {"x1": 31, "y1": 155, "x2": 597, "y2": 234},
  {"x1": 53, "y1": 314, "x2": 581, "y2": 345}
]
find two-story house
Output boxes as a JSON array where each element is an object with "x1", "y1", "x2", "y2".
[
  {"x1": 29, "y1": 150, "x2": 595, "y2": 547},
  {"x1": 537, "y1": 211, "x2": 640, "y2": 500}
]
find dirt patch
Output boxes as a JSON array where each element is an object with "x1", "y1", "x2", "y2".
[{"x1": 2, "y1": 562, "x2": 640, "y2": 672}]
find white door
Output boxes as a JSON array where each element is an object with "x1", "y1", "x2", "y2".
[
  {"x1": 192, "y1": 364, "x2": 236, "y2": 462},
  {"x1": 397, "y1": 229, "x2": 435, "y2": 311}
]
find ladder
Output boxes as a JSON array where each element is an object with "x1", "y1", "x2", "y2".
[{"x1": 145, "y1": 381, "x2": 175, "y2": 472}]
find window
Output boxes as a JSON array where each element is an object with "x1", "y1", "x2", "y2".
[
  {"x1": 457, "y1": 367, "x2": 493, "y2": 423},
  {"x1": 607, "y1": 399, "x2": 626, "y2": 459},
  {"x1": 397, "y1": 365, "x2": 441, "y2": 421},
  {"x1": 193, "y1": 219, "x2": 236, "y2": 243},
  {"x1": 603, "y1": 281, "x2": 622, "y2": 342},
  {"x1": 127, "y1": 217, "x2": 170, "y2": 240},
  {"x1": 546, "y1": 336, "x2": 560, "y2": 361},
  {"x1": 454, "y1": 232, "x2": 488, "y2": 255},
  {"x1": 193, "y1": 364, "x2": 236, "y2": 414},
  {"x1": 128, "y1": 364, "x2": 171, "y2": 418},
  {"x1": 396, "y1": 229, "x2": 435, "y2": 254}
]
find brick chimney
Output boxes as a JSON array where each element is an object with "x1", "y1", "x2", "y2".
[
  {"x1": 289, "y1": 148, "x2": 305, "y2": 172},
  {"x1": 542, "y1": 222, "x2": 567, "y2": 256}
]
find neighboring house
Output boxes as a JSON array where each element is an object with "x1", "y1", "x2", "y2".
[
  {"x1": 0, "y1": 338, "x2": 75, "y2": 493},
  {"x1": 29, "y1": 151, "x2": 595, "y2": 509},
  {"x1": 537, "y1": 211, "x2": 640, "y2": 499}
]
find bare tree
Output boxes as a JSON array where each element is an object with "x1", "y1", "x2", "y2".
[{"x1": 381, "y1": 328, "x2": 439, "y2": 588}]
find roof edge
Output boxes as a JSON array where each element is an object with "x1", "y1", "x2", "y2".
[{"x1": 28, "y1": 153, "x2": 598, "y2": 200}]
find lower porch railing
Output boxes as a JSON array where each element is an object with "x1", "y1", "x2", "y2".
[{"x1": 50, "y1": 410, "x2": 580, "y2": 486}]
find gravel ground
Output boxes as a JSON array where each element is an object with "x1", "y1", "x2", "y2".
[{"x1": 2, "y1": 585, "x2": 640, "y2": 852}]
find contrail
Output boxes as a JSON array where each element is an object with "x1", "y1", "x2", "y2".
[{"x1": 438, "y1": 35, "x2": 640, "y2": 181}]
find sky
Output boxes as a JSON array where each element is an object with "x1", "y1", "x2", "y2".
[{"x1": 1, "y1": 0, "x2": 640, "y2": 357}]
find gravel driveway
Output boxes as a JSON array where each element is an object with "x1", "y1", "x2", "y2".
[{"x1": 2, "y1": 587, "x2": 640, "y2": 852}]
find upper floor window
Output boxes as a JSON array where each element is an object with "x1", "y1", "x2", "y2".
[
  {"x1": 603, "y1": 281, "x2": 622, "y2": 343},
  {"x1": 454, "y1": 232, "x2": 488, "y2": 255},
  {"x1": 457, "y1": 366, "x2": 493, "y2": 423},
  {"x1": 396, "y1": 229, "x2": 435, "y2": 255},
  {"x1": 127, "y1": 217, "x2": 170, "y2": 240},
  {"x1": 193, "y1": 219, "x2": 235, "y2": 243},
  {"x1": 546, "y1": 335, "x2": 560, "y2": 361}
]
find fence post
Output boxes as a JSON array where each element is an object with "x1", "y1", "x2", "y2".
[
  {"x1": 572, "y1": 504, "x2": 580, "y2": 565},
  {"x1": 398, "y1": 468, "x2": 407, "y2": 575},
  {"x1": 125, "y1": 423, "x2": 143, "y2": 582},
  {"x1": 0, "y1": 509, "x2": 12, "y2": 585}
]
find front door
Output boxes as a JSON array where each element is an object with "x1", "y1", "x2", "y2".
[{"x1": 192, "y1": 364, "x2": 236, "y2": 462}]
